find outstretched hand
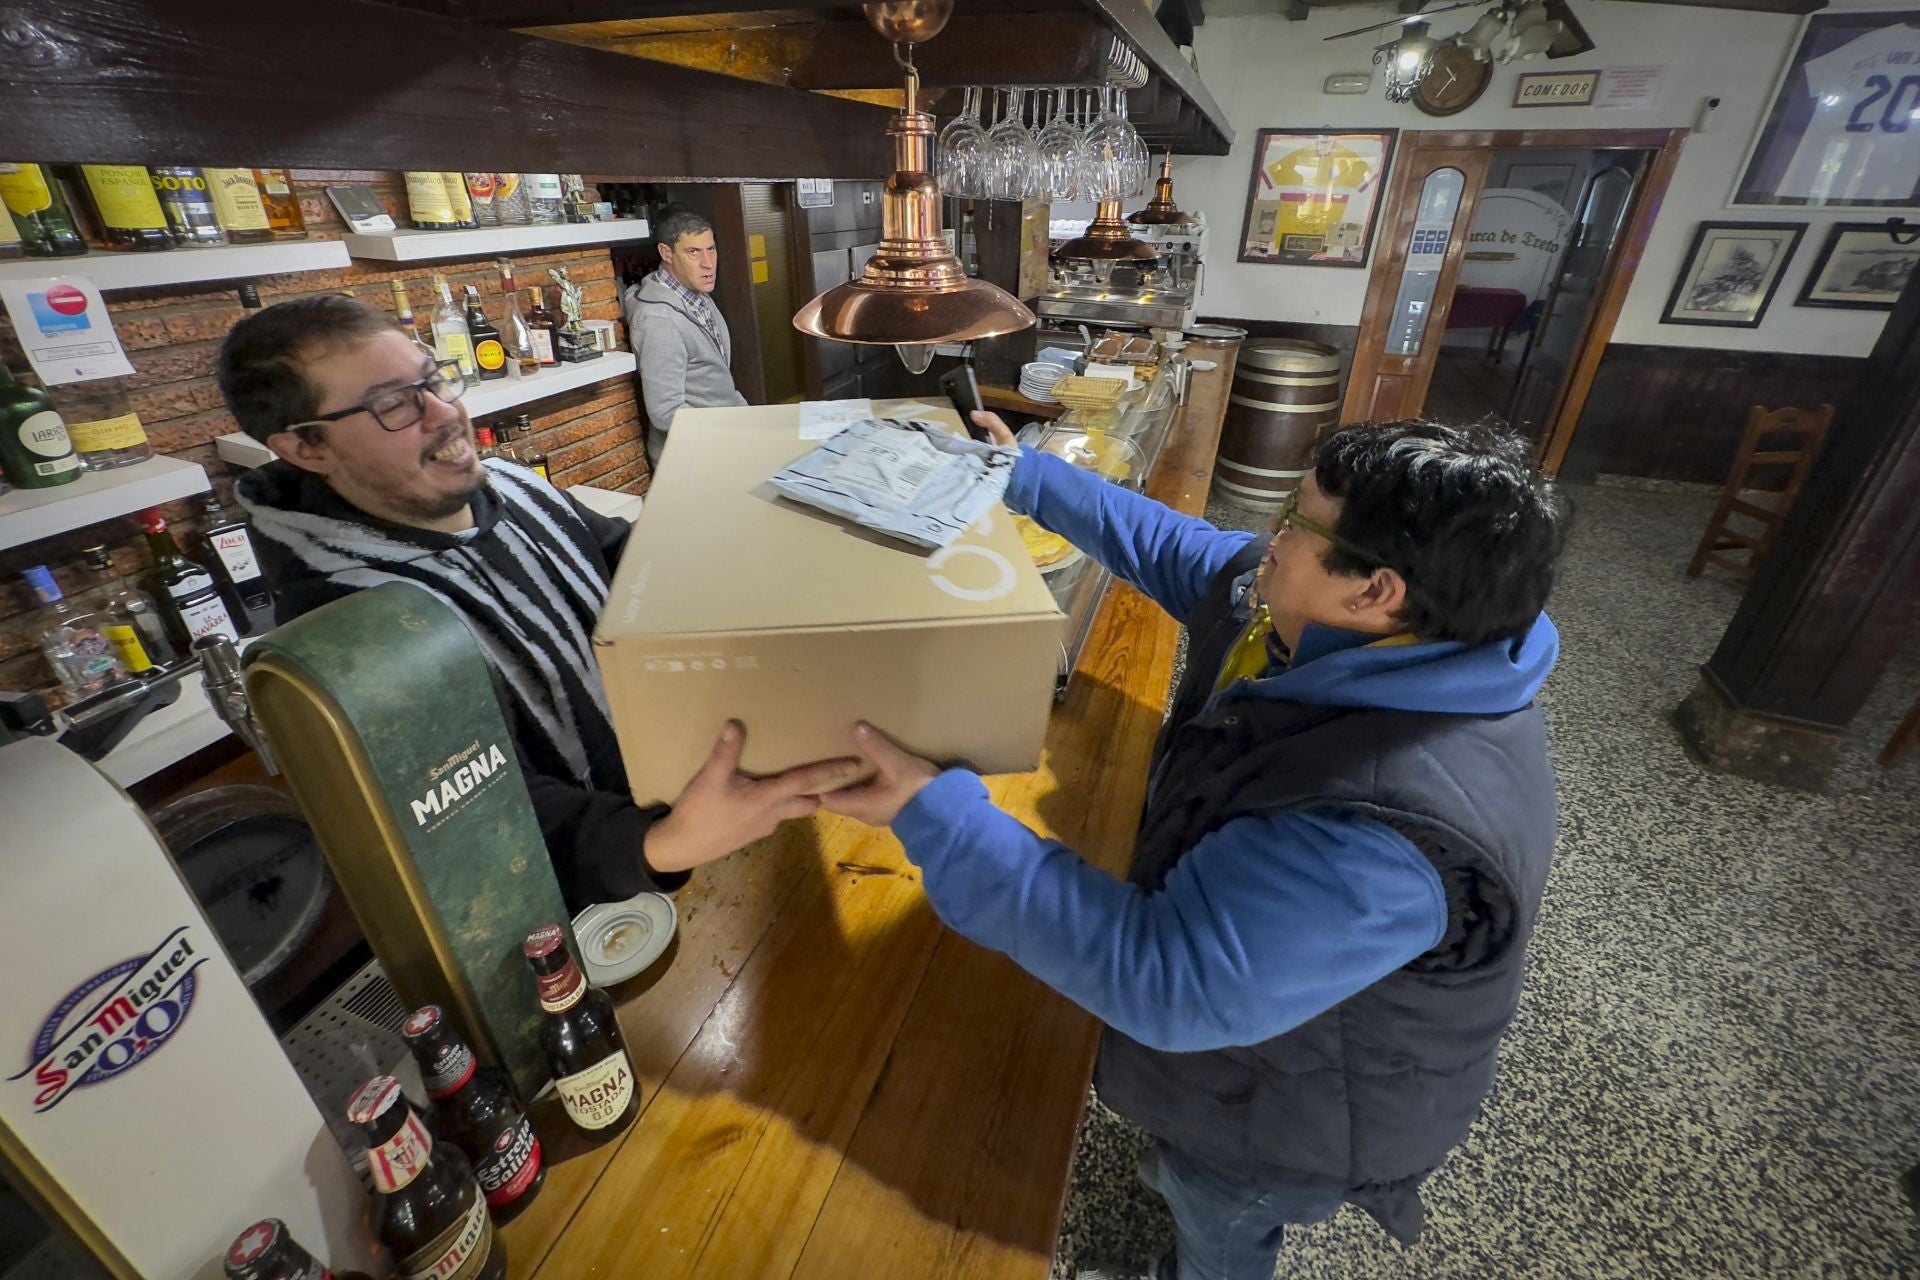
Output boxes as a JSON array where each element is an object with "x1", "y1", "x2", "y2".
[
  {"x1": 969, "y1": 410, "x2": 1017, "y2": 447},
  {"x1": 644, "y1": 721, "x2": 863, "y2": 873},
  {"x1": 818, "y1": 722, "x2": 942, "y2": 828}
]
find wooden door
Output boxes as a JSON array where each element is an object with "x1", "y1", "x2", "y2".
[{"x1": 1342, "y1": 144, "x2": 1493, "y2": 423}]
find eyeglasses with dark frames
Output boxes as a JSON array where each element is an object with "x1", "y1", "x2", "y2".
[{"x1": 292, "y1": 359, "x2": 467, "y2": 434}]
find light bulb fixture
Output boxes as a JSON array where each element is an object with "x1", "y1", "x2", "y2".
[
  {"x1": 1127, "y1": 153, "x2": 1199, "y2": 227},
  {"x1": 792, "y1": 0, "x2": 1034, "y2": 367},
  {"x1": 1374, "y1": 20, "x2": 1438, "y2": 103},
  {"x1": 1054, "y1": 200, "x2": 1161, "y2": 263}
]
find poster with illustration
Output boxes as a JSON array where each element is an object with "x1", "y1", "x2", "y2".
[
  {"x1": 1734, "y1": 11, "x2": 1920, "y2": 208},
  {"x1": 1796, "y1": 222, "x2": 1918, "y2": 309},
  {"x1": 1238, "y1": 129, "x2": 1396, "y2": 267},
  {"x1": 1661, "y1": 222, "x2": 1806, "y2": 328}
]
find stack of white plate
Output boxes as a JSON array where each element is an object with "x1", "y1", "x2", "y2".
[{"x1": 1020, "y1": 361, "x2": 1070, "y2": 403}]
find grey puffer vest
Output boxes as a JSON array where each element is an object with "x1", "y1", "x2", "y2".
[{"x1": 1093, "y1": 542, "x2": 1557, "y2": 1242}]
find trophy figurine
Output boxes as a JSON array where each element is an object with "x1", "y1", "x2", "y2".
[{"x1": 547, "y1": 266, "x2": 602, "y2": 363}]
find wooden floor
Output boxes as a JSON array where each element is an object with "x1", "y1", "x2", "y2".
[{"x1": 494, "y1": 361, "x2": 1235, "y2": 1279}]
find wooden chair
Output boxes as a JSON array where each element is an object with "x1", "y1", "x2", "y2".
[
  {"x1": 1883, "y1": 689, "x2": 1920, "y2": 768},
  {"x1": 1686, "y1": 404, "x2": 1836, "y2": 580}
]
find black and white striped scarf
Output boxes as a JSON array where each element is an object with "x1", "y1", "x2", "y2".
[{"x1": 237, "y1": 459, "x2": 619, "y2": 790}]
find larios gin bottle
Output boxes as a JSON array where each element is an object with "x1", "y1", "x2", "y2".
[
  {"x1": 523, "y1": 925, "x2": 639, "y2": 1138},
  {"x1": 346, "y1": 1075, "x2": 505, "y2": 1280}
]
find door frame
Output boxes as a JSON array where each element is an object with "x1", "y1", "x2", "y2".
[{"x1": 1344, "y1": 127, "x2": 1687, "y2": 474}]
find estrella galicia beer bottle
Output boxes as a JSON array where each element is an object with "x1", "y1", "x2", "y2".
[
  {"x1": 401, "y1": 1004, "x2": 546, "y2": 1222},
  {"x1": 346, "y1": 1075, "x2": 506, "y2": 1280},
  {"x1": 222, "y1": 1217, "x2": 373, "y2": 1280},
  {"x1": 523, "y1": 924, "x2": 639, "y2": 1138}
]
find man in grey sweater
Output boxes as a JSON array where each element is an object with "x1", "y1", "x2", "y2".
[{"x1": 623, "y1": 208, "x2": 748, "y2": 465}]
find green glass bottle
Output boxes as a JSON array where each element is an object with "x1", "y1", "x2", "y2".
[
  {"x1": 0, "y1": 365, "x2": 83, "y2": 489},
  {"x1": 0, "y1": 163, "x2": 86, "y2": 257}
]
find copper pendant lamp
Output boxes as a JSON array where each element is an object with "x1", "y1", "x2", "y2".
[
  {"x1": 1127, "y1": 153, "x2": 1198, "y2": 228},
  {"x1": 792, "y1": 0, "x2": 1034, "y2": 373},
  {"x1": 1053, "y1": 199, "x2": 1160, "y2": 263}
]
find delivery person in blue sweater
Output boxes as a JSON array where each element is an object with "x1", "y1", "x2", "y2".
[{"x1": 823, "y1": 411, "x2": 1565, "y2": 1280}]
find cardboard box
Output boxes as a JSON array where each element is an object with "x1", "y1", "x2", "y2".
[{"x1": 596, "y1": 399, "x2": 1065, "y2": 801}]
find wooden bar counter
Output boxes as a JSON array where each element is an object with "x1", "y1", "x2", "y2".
[{"x1": 500, "y1": 361, "x2": 1235, "y2": 1279}]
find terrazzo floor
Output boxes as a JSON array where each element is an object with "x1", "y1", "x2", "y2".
[{"x1": 1049, "y1": 480, "x2": 1920, "y2": 1279}]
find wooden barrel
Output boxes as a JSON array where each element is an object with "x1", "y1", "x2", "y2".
[{"x1": 1213, "y1": 338, "x2": 1342, "y2": 509}]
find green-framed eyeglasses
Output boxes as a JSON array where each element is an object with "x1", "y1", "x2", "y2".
[{"x1": 1271, "y1": 488, "x2": 1372, "y2": 561}]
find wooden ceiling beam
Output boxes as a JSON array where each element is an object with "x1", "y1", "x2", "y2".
[
  {"x1": 787, "y1": 14, "x2": 1114, "y2": 89},
  {"x1": 386, "y1": 0, "x2": 852, "y2": 25},
  {"x1": 1600, "y1": 0, "x2": 1824, "y2": 13},
  {"x1": 0, "y1": 0, "x2": 892, "y2": 180}
]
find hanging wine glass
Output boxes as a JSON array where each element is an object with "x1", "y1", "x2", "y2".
[
  {"x1": 984, "y1": 87, "x2": 1039, "y2": 201},
  {"x1": 936, "y1": 86, "x2": 989, "y2": 199},
  {"x1": 1034, "y1": 85, "x2": 1089, "y2": 201}
]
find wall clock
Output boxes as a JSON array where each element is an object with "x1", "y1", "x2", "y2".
[{"x1": 1414, "y1": 41, "x2": 1492, "y2": 117}]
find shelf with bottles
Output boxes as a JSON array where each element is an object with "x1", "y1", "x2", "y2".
[
  {"x1": 0, "y1": 238, "x2": 350, "y2": 290},
  {"x1": 212, "y1": 352, "x2": 639, "y2": 469},
  {"x1": 340, "y1": 218, "x2": 653, "y2": 262},
  {"x1": 0, "y1": 454, "x2": 211, "y2": 551}
]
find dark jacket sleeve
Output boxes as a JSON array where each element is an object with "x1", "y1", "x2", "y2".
[
  {"x1": 520, "y1": 765, "x2": 689, "y2": 914},
  {"x1": 561, "y1": 490, "x2": 634, "y2": 571}
]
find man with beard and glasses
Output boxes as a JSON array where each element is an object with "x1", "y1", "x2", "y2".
[{"x1": 220, "y1": 294, "x2": 859, "y2": 911}]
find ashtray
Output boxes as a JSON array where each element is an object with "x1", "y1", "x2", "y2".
[{"x1": 571, "y1": 891, "x2": 678, "y2": 987}]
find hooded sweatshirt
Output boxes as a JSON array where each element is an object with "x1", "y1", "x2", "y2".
[
  {"x1": 891, "y1": 449, "x2": 1559, "y2": 1054},
  {"x1": 235, "y1": 456, "x2": 683, "y2": 911}
]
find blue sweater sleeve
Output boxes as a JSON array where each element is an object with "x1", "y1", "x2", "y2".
[
  {"x1": 1004, "y1": 447, "x2": 1258, "y2": 622},
  {"x1": 892, "y1": 771, "x2": 1447, "y2": 1053}
]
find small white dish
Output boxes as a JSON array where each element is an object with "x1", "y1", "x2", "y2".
[
  {"x1": 1190, "y1": 359, "x2": 1218, "y2": 372},
  {"x1": 572, "y1": 891, "x2": 678, "y2": 987}
]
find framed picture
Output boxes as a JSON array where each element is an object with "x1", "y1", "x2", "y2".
[
  {"x1": 1733, "y1": 11, "x2": 1920, "y2": 209},
  {"x1": 1661, "y1": 222, "x2": 1806, "y2": 328},
  {"x1": 1238, "y1": 129, "x2": 1396, "y2": 268},
  {"x1": 1796, "y1": 222, "x2": 1919, "y2": 310},
  {"x1": 1512, "y1": 71, "x2": 1599, "y2": 108}
]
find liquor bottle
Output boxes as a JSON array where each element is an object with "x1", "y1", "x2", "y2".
[
  {"x1": 80, "y1": 544, "x2": 179, "y2": 672},
  {"x1": 0, "y1": 201, "x2": 23, "y2": 259},
  {"x1": 464, "y1": 286, "x2": 508, "y2": 382},
  {"x1": 513, "y1": 415, "x2": 549, "y2": 481},
  {"x1": 473, "y1": 425, "x2": 498, "y2": 461},
  {"x1": 400, "y1": 1005, "x2": 546, "y2": 1221},
  {"x1": 0, "y1": 364, "x2": 82, "y2": 489},
  {"x1": 346, "y1": 1076, "x2": 506, "y2": 1280},
  {"x1": 430, "y1": 274, "x2": 476, "y2": 379},
  {"x1": 463, "y1": 173, "x2": 499, "y2": 227},
  {"x1": 523, "y1": 924, "x2": 638, "y2": 1138},
  {"x1": 76, "y1": 165, "x2": 173, "y2": 251},
  {"x1": 194, "y1": 492, "x2": 273, "y2": 628},
  {"x1": 140, "y1": 508, "x2": 241, "y2": 648},
  {"x1": 405, "y1": 172, "x2": 460, "y2": 231},
  {"x1": 0, "y1": 164, "x2": 85, "y2": 256},
  {"x1": 390, "y1": 278, "x2": 431, "y2": 353},
  {"x1": 202, "y1": 167, "x2": 275, "y2": 244},
  {"x1": 526, "y1": 287, "x2": 558, "y2": 367},
  {"x1": 495, "y1": 260, "x2": 540, "y2": 378},
  {"x1": 149, "y1": 166, "x2": 228, "y2": 246},
  {"x1": 525, "y1": 174, "x2": 565, "y2": 226},
  {"x1": 560, "y1": 175, "x2": 589, "y2": 224},
  {"x1": 443, "y1": 173, "x2": 477, "y2": 229},
  {"x1": 251, "y1": 168, "x2": 308, "y2": 239},
  {"x1": 222, "y1": 1217, "x2": 374, "y2": 1280},
  {"x1": 23, "y1": 565, "x2": 128, "y2": 699},
  {"x1": 492, "y1": 173, "x2": 531, "y2": 227},
  {"x1": 54, "y1": 381, "x2": 153, "y2": 470}
]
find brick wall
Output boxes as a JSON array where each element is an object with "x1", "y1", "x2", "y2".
[{"x1": 0, "y1": 169, "x2": 650, "y2": 703}]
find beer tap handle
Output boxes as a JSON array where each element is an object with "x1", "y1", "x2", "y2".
[{"x1": 194, "y1": 636, "x2": 280, "y2": 776}]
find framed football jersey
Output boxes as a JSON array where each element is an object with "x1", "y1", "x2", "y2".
[{"x1": 1735, "y1": 12, "x2": 1920, "y2": 208}]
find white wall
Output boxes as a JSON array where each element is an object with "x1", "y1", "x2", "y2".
[{"x1": 1174, "y1": 2, "x2": 1902, "y2": 357}]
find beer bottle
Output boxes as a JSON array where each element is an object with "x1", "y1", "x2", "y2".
[
  {"x1": 345, "y1": 1075, "x2": 506, "y2": 1280},
  {"x1": 401, "y1": 1005, "x2": 547, "y2": 1222},
  {"x1": 523, "y1": 924, "x2": 639, "y2": 1138},
  {"x1": 222, "y1": 1217, "x2": 373, "y2": 1280}
]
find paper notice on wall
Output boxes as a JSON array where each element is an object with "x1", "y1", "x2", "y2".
[
  {"x1": 0, "y1": 275, "x2": 137, "y2": 384},
  {"x1": 798, "y1": 398, "x2": 875, "y2": 440},
  {"x1": 1595, "y1": 66, "x2": 1666, "y2": 110}
]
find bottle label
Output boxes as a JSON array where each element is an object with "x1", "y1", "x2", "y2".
[
  {"x1": 435, "y1": 332, "x2": 475, "y2": 377},
  {"x1": 17, "y1": 409, "x2": 74, "y2": 458},
  {"x1": 422, "y1": 1042, "x2": 477, "y2": 1099},
  {"x1": 0, "y1": 163, "x2": 53, "y2": 216},
  {"x1": 443, "y1": 174, "x2": 475, "y2": 220},
  {"x1": 464, "y1": 173, "x2": 497, "y2": 202},
  {"x1": 366, "y1": 1109, "x2": 434, "y2": 1194},
  {"x1": 533, "y1": 462, "x2": 550, "y2": 480},
  {"x1": 173, "y1": 582, "x2": 240, "y2": 642},
  {"x1": 259, "y1": 172, "x2": 294, "y2": 196},
  {"x1": 395, "y1": 1186, "x2": 492, "y2": 1280},
  {"x1": 530, "y1": 174, "x2": 564, "y2": 199},
  {"x1": 529, "y1": 329, "x2": 554, "y2": 364},
  {"x1": 103, "y1": 624, "x2": 155, "y2": 674},
  {"x1": 211, "y1": 527, "x2": 263, "y2": 583},
  {"x1": 475, "y1": 1116, "x2": 543, "y2": 1206},
  {"x1": 474, "y1": 338, "x2": 506, "y2": 372},
  {"x1": 204, "y1": 168, "x2": 272, "y2": 231},
  {"x1": 82, "y1": 165, "x2": 169, "y2": 230},
  {"x1": 555, "y1": 1050, "x2": 635, "y2": 1131},
  {"x1": 405, "y1": 172, "x2": 456, "y2": 224},
  {"x1": 495, "y1": 173, "x2": 522, "y2": 200},
  {"x1": 534, "y1": 961, "x2": 586, "y2": 1014},
  {"x1": 67, "y1": 412, "x2": 148, "y2": 452}
]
